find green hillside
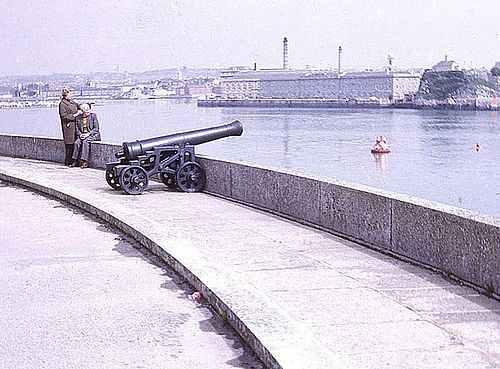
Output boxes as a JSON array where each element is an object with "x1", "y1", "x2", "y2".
[{"x1": 415, "y1": 70, "x2": 498, "y2": 102}]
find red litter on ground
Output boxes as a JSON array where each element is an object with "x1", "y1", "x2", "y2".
[{"x1": 188, "y1": 291, "x2": 201, "y2": 301}]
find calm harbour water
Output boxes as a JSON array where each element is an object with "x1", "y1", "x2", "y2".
[{"x1": 1, "y1": 99, "x2": 499, "y2": 219}]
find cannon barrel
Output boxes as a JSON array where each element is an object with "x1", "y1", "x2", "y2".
[{"x1": 117, "y1": 120, "x2": 243, "y2": 160}]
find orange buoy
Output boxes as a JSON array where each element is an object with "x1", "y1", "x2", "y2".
[{"x1": 371, "y1": 135, "x2": 390, "y2": 153}]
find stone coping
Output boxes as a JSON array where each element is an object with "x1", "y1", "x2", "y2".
[{"x1": 206, "y1": 154, "x2": 499, "y2": 228}]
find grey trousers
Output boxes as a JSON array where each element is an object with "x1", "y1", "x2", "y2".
[
  {"x1": 72, "y1": 136, "x2": 98, "y2": 162},
  {"x1": 64, "y1": 144, "x2": 74, "y2": 165}
]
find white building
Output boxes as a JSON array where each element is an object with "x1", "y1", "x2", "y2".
[
  {"x1": 221, "y1": 69, "x2": 421, "y2": 102},
  {"x1": 432, "y1": 56, "x2": 460, "y2": 71}
]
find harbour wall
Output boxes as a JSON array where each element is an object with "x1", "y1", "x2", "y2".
[
  {"x1": 198, "y1": 98, "x2": 402, "y2": 109},
  {"x1": 197, "y1": 98, "x2": 497, "y2": 110},
  {"x1": 0, "y1": 133, "x2": 498, "y2": 297}
]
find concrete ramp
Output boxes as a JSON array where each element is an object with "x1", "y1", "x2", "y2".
[{"x1": 0, "y1": 156, "x2": 498, "y2": 369}]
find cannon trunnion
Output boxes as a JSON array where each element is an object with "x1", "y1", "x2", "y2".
[{"x1": 105, "y1": 121, "x2": 243, "y2": 194}]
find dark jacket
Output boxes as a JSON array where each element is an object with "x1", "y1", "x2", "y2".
[
  {"x1": 58, "y1": 98, "x2": 80, "y2": 145},
  {"x1": 75, "y1": 113, "x2": 101, "y2": 141}
]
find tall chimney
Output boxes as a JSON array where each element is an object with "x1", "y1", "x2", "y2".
[
  {"x1": 338, "y1": 46, "x2": 342, "y2": 74},
  {"x1": 283, "y1": 37, "x2": 288, "y2": 70}
]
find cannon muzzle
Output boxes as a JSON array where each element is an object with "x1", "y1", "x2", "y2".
[{"x1": 117, "y1": 120, "x2": 243, "y2": 160}]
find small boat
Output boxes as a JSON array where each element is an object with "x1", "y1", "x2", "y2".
[{"x1": 371, "y1": 148, "x2": 391, "y2": 154}]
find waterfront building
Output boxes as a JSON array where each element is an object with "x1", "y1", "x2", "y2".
[
  {"x1": 72, "y1": 86, "x2": 122, "y2": 99},
  {"x1": 186, "y1": 84, "x2": 212, "y2": 97},
  {"x1": 220, "y1": 68, "x2": 421, "y2": 102},
  {"x1": 34, "y1": 85, "x2": 122, "y2": 101},
  {"x1": 432, "y1": 55, "x2": 460, "y2": 72}
]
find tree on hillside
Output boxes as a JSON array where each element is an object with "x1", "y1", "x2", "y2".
[{"x1": 491, "y1": 67, "x2": 500, "y2": 76}]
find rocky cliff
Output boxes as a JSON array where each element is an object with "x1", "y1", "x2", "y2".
[{"x1": 415, "y1": 70, "x2": 499, "y2": 109}]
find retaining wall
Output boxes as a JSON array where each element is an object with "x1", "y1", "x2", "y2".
[{"x1": 1, "y1": 134, "x2": 499, "y2": 296}]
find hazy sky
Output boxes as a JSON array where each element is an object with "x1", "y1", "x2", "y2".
[{"x1": 1, "y1": 0, "x2": 499, "y2": 76}]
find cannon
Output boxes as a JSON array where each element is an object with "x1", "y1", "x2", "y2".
[{"x1": 105, "y1": 120, "x2": 243, "y2": 194}]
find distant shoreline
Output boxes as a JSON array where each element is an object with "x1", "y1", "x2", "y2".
[
  {"x1": 1, "y1": 97, "x2": 498, "y2": 112},
  {"x1": 0, "y1": 96, "x2": 194, "y2": 109}
]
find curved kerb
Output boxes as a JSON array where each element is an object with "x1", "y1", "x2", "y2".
[{"x1": 0, "y1": 171, "x2": 285, "y2": 369}]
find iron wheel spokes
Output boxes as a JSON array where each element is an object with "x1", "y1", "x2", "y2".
[
  {"x1": 119, "y1": 166, "x2": 149, "y2": 195},
  {"x1": 105, "y1": 170, "x2": 122, "y2": 190},
  {"x1": 176, "y1": 162, "x2": 206, "y2": 193},
  {"x1": 160, "y1": 172, "x2": 177, "y2": 188}
]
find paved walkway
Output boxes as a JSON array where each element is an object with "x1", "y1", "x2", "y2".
[
  {"x1": 0, "y1": 156, "x2": 499, "y2": 369},
  {"x1": 0, "y1": 182, "x2": 264, "y2": 369}
]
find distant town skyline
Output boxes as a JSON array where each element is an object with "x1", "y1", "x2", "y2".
[{"x1": 1, "y1": 0, "x2": 498, "y2": 76}]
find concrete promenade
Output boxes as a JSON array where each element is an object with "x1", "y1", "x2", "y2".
[
  {"x1": 0, "y1": 155, "x2": 499, "y2": 369},
  {"x1": 0, "y1": 183, "x2": 264, "y2": 369}
]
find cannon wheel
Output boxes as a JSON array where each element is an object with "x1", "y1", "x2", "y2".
[
  {"x1": 176, "y1": 162, "x2": 206, "y2": 193},
  {"x1": 105, "y1": 170, "x2": 121, "y2": 190},
  {"x1": 160, "y1": 173, "x2": 177, "y2": 189},
  {"x1": 119, "y1": 166, "x2": 149, "y2": 195}
]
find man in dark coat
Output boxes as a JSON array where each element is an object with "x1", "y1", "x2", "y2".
[
  {"x1": 71, "y1": 104, "x2": 101, "y2": 168},
  {"x1": 58, "y1": 87, "x2": 82, "y2": 165}
]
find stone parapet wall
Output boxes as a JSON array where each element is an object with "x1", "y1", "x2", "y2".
[
  {"x1": 200, "y1": 156, "x2": 499, "y2": 296},
  {"x1": 0, "y1": 134, "x2": 121, "y2": 169},
  {"x1": 1, "y1": 134, "x2": 498, "y2": 296}
]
